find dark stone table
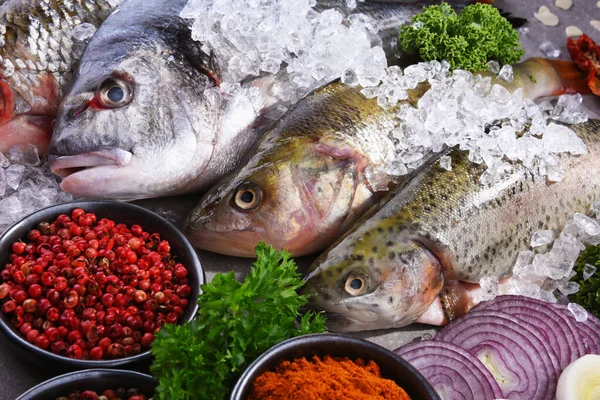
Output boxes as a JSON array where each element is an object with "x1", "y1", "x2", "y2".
[{"x1": 1, "y1": 0, "x2": 599, "y2": 398}]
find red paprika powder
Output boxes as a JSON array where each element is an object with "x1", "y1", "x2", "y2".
[{"x1": 248, "y1": 355, "x2": 411, "y2": 400}]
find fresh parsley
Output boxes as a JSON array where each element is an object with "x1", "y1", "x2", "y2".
[
  {"x1": 150, "y1": 243, "x2": 326, "y2": 400},
  {"x1": 569, "y1": 244, "x2": 600, "y2": 318}
]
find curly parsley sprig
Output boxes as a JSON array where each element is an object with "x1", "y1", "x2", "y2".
[
  {"x1": 398, "y1": 2, "x2": 524, "y2": 72},
  {"x1": 569, "y1": 244, "x2": 600, "y2": 318},
  {"x1": 150, "y1": 243, "x2": 326, "y2": 400}
]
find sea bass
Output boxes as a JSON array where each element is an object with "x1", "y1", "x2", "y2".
[
  {"x1": 300, "y1": 120, "x2": 600, "y2": 332},
  {"x1": 0, "y1": 0, "x2": 119, "y2": 154},
  {"x1": 184, "y1": 58, "x2": 590, "y2": 257},
  {"x1": 47, "y1": 0, "x2": 466, "y2": 201}
]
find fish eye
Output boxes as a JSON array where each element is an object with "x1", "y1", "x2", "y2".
[
  {"x1": 233, "y1": 183, "x2": 262, "y2": 211},
  {"x1": 344, "y1": 275, "x2": 367, "y2": 296},
  {"x1": 99, "y1": 77, "x2": 133, "y2": 108}
]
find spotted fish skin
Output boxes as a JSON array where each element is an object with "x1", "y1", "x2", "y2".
[
  {"x1": 301, "y1": 120, "x2": 600, "y2": 332},
  {"x1": 0, "y1": 0, "x2": 119, "y2": 153}
]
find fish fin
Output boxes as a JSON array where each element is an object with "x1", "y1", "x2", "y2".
[
  {"x1": 0, "y1": 79, "x2": 15, "y2": 126},
  {"x1": 438, "y1": 280, "x2": 477, "y2": 322},
  {"x1": 0, "y1": 115, "x2": 52, "y2": 154},
  {"x1": 546, "y1": 59, "x2": 594, "y2": 96}
]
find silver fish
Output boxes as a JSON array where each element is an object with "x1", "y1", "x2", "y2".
[
  {"x1": 0, "y1": 0, "x2": 119, "y2": 154},
  {"x1": 47, "y1": 0, "x2": 456, "y2": 201},
  {"x1": 301, "y1": 120, "x2": 600, "y2": 332}
]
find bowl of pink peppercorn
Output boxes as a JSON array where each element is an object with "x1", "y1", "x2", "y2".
[
  {"x1": 16, "y1": 368, "x2": 157, "y2": 399},
  {"x1": 0, "y1": 200, "x2": 203, "y2": 369}
]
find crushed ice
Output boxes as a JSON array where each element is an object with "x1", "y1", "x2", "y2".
[
  {"x1": 181, "y1": 0, "x2": 387, "y2": 106},
  {"x1": 0, "y1": 145, "x2": 73, "y2": 233},
  {"x1": 181, "y1": 0, "x2": 589, "y2": 190},
  {"x1": 503, "y1": 200, "x2": 600, "y2": 305}
]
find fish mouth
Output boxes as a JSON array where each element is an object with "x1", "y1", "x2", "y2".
[
  {"x1": 184, "y1": 223, "x2": 267, "y2": 257},
  {"x1": 49, "y1": 148, "x2": 133, "y2": 178}
]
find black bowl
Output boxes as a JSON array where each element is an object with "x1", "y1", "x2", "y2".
[
  {"x1": 230, "y1": 333, "x2": 440, "y2": 400},
  {"x1": 0, "y1": 200, "x2": 203, "y2": 369},
  {"x1": 16, "y1": 368, "x2": 157, "y2": 400}
]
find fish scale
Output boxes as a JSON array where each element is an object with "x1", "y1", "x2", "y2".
[{"x1": 0, "y1": 0, "x2": 117, "y2": 106}]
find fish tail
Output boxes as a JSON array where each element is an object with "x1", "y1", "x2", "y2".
[
  {"x1": 543, "y1": 58, "x2": 594, "y2": 96},
  {"x1": 514, "y1": 58, "x2": 592, "y2": 99}
]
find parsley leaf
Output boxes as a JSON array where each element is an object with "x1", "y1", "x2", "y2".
[
  {"x1": 569, "y1": 244, "x2": 600, "y2": 318},
  {"x1": 150, "y1": 243, "x2": 326, "y2": 400}
]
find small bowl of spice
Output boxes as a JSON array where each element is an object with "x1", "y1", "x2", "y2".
[
  {"x1": 0, "y1": 200, "x2": 203, "y2": 368},
  {"x1": 230, "y1": 333, "x2": 439, "y2": 400},
  {"x1": 16, "y1": 368, "x2": 156, "y2": 399}
]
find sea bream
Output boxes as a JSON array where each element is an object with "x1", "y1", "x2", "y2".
[
  {"x1": 47, "y1": 0, "x2": 472, "y2": 201},
  {"x1": 300, "y1": 119, "x2": 600, "y2": 333},
  {"x1": 184, "y1": 58, "x2": 591, "y2": 257},
  {"x1": 0, "y1": 0, "x2": 119, "y2": 154}
]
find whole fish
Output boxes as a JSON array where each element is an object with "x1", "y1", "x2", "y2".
[
  {"x1": 0, "y1": 0, "x2": 119, "y2": 154},
  {"x1": 300, "y1": 119, "x2": 600, "y2": 333},
  {"x1": 46, "y1": 0, "x2": 468, "y2": 201},
  {"x1": 185, "y1": 58, "x2": 590, "y2": 257}
]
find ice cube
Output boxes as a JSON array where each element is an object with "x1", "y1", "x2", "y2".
[
  {"x1": 364, "y1": 166, "x2": 391, "y2": 191},
  {"x1": 346, "y1": 0, "x2": 356, "y2": 9},
  {"x1": 0, "y1": 168, "x2": 5, "y2": 197},
  {"x1": 567, "y1": 302, "x2": 588, "y2": 322},
  {"x1": 439, "y1": 155, "x2": 452, "y2": 171},
  {"x1": 487, "y1": 60, "x2": 500, "y2": 74},
  {"x1": 592, "y1": 200, "x2": 600, "y2": 218},
  {"x1": 583, "y1": 263, "x2": 597, "y2": 280},
  {"x1": 6, "y1": 164, "x2": 25, "y2": 190},
  {"x1": 478, "y1": 276, "x2": 499, "y2": 302},
  {"x1": 71, "y1": 22, "x2": 97, "y2": 42},
  {"x1": 341, "y1": 69, "x2": 359, "y2": 86},
  {"x1": 558, "y1": 281, "x2": 580, "y2": 295},
  {"x1": 0, "y1": 152, "x2": 8, "y2": 168},
  {"x1": 573, "y1": 213, "x2": 600, "y2": 236},
  {"x1": 0, "y1": 195, "x2": 22, "y2": 215},
  {"x1": 513, "y1": 250, "x2": 534, "y2": 276},
  {"x1": 539, "y1": 41, "x2": 561, "y2": 58},
  {"x1": 498, "y1": 65, "x2": 514, "y2": 82},
  {"x1": 545, "y1": 165, "x2": 565, "y2": 182}
]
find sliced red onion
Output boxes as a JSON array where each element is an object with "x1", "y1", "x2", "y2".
[
  {"x1": 435, "y1": 310, "x2": 560, "y2": 399},
  {"x1": 550, "y1": 302, "x2": 600, "y2": 355},
  {"x1": 471, "y1": 295, "x2": 585, "y2": 368},
  {"x1": 394, "y1": 340, "x2": 503, "y2": 399}
]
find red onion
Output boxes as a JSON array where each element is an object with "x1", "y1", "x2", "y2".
[
  {"x1": 471, "y1": 295, "x2": 585, "y2": 368},
  {"x1": 394, "y1": 340, "x2": 503, "y2": 399},
  {"x1": 549, "y1": 302, "x2": 600, "y2": 355},
  {"x1": 435, "y1": 310, "x2": 560, "y2": 399}
]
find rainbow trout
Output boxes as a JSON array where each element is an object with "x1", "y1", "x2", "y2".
[
  {"x1": 300, "y1": 119, "x2": 600, "y2": 333},
  {"x1": 0, "y1": 0, "x2": 119, "y2": 154},
  {"x1": 185, "y1": 58, "x2": 590, "y2": 257}
]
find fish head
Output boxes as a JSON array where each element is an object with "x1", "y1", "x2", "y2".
[
  {"x1": 300, "y1": 230, "x2": 444, "y2": 332},
  {"x1": 184, "y1": 135, "x2": 357, "y2": 257},
  {"x1": 49, "y1": 26, "x2": 222, "y2": 200}
]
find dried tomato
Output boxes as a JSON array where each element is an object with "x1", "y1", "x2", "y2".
[{"x1": 567, "y1": 34, "x2": 600, "y2": 96}]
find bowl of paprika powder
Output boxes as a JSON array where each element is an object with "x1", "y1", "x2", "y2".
[
  {"x1": 0, "y1": 200, "x2": 203, "y2": 370},
  {"x1": 230, "y1": 333, "x2": 440, "y2": 400}
]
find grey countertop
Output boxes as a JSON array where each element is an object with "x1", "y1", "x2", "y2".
[{"x1": 1, "y1": 0, "x2": 599, "y2": 399}]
